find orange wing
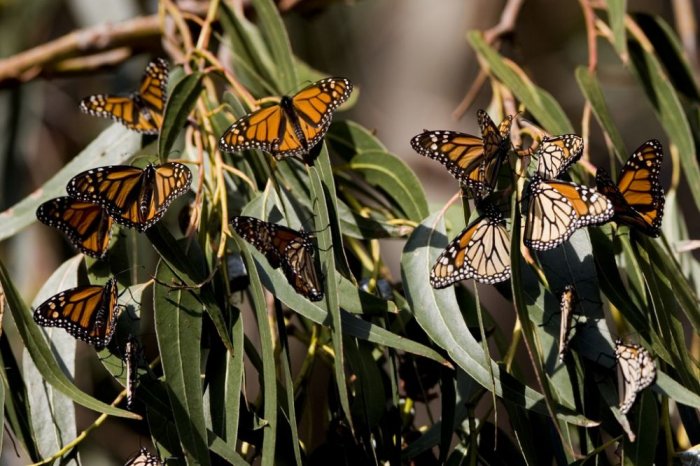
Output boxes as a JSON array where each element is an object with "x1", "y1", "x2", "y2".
[
  {"x1": 33, "y1": 278, "x2": 119, "y2": 349},
  {"x1": 219, "y1": 77, "x2": 352, "y2": 160},
  {"x1": 79, "y1": 58, "x2": 168, "y2": 134},
  {"x1": 535, "y1": 134, "x2": 583, "y2": 179},
  {"x1": 524, "y1": 178, "x2": 614, "y2": 251},
  {"x1": 67, "y1": 163, "x2": 191, "y2": 231},
  {"x1": 36, "y1": 197, "x2": 113, "y2": 258},
  {"x1": 595, "y1": 139, "x2": 664, "y2": 236}
]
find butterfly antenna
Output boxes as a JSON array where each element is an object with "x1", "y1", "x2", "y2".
[{"x1": 150, "y1": 263, "x2": 219, "y2": 291}]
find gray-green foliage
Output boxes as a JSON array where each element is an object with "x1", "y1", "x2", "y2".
[{"x1": 0, "y1": 1, "x2": 699, "y2": 465}]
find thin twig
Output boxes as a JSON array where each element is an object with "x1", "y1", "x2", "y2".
[
  {"x1": 0, "y1": 16, "x2": 162, "y2": 88},
  {"x1": 578, "y1": 0, "x2": 598, "y2": 72}
]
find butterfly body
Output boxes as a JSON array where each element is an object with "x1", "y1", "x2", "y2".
[
  {"x1": 524, "y1": 177, "x2": 614, "y2": 251},
  {"x1": 80, "y1": 58, "x2": 168, "y2": 134},
  {"x1": 219, "y1": 77, "x2": 352, "y2": 162},
  {"x1": 67, "y1": 163, "x2": 192, "y2": 232},
  {"x1": 595, "y1": 139, "x2": 664, "y2": 237},
  {"x1": 36, "y1": 197, "x2": 114, "y2": 258},
  {"x1": 430, "y1": 203, "x2": 510, "y2": 288},
  {"x1": 411, "y1": 110, "x2": 512, "y2": 197},
  {"x1": 33, "y1": 278, "x2": 119, "y2": 349},
  {"x1": 231, "y1": 216, "x2": 323, "y2": 301},
  {"x1": 615, "y1": 339, "x2": 656, "y2": 414}
]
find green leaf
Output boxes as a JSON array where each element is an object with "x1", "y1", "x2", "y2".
[
  {"x1": 468, "y1": 31, "x2": 573, "y2": 134},
  {"x1": 0, "y1": 125, "x2": 141, "y2": 242},
  {"x1": 627, "y1": 38, "x2": 700, "y2": 210},
  {"x1": 233, "y1": 236, "x2": 278, "y2": 465},
  {"x1": 0, "y1": 259, "x2": 137, "y2": 419},
  {"x1": 249, "y1": 0, "x2": 297, "y2": 91},
  {"x1": 575, "y1": 67, "x2": 627, "y2": 162},
  {"x1": 345, "y1": 150, "x2": 429, "y2": 222},
  {"x1": 159, "y1": 71, "x2": 203, "y2": 161},
  {"x1": 153, "y1": 260, "x2": 210, "y2": 465},
  {"x1": 24, "y1": 256, "x2": 82, "y2": 460},
  {"x1": 401, "y1": 213, "x2": 593, "y2": 424},
  {"x1": 607, "y1": 0, "x2": 628, "y2": 61}
]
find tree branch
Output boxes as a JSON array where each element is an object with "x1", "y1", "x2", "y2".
[{"x1": 0, "y1": 15, "x2": 162, "y2": 88}]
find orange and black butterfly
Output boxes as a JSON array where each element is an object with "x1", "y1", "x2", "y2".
[
  {"x1": 66, "y1": 163, "x2": 192, "y2": 232},
  {"x1": 411, "y1": 110, "x2": 513, "y2": 197},
  {"x1": 595, "y1": 139, "x2": 664, "y2": 237},
  {"x1": 33, "y1": 278, "x2": 120, "y2": 349},
  {"x1": 36, "y1": 197, "x2": 114, "y2": 259},
  {"x1": 231, "y1": 216, "x2": 323, "y2": 301},
  {"x1": 534, "y1": 134, "x2": 583, "y2": 179},
  {"x1": 80, "y1": 58, "x2": 169, "y2": 134},
  {"x1": 125, "y1": 448, "x2": 163, "y2": 466},
  {"x1": 615, "y1": 339, "x2": 656, "y2": 414},
  {"x1": 219, "y1": 77, "x2": 353, "y2": 162},
  {"x1": 524, "y1": 177, "x2": 614, "y2": 251},
  {"x1": 430, "y1": 203, "x2": 510, "y2": 288}
]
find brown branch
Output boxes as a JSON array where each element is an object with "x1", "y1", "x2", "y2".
[
  {"x1": 578, "y1": 0, "x2": 598, "y2": 71},
  {"x1": 0, "y1": 15, "x2": 162, "y2": 88}
]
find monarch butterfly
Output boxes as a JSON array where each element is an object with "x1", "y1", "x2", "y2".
[
  {"x1": 124, "y1": 336, "x2": 141, "y2": 411},
  {"x1": 430, "y1": 203, "x2": 510, "y2": 288},
  {"x1": 231, "y1": 216, "x2": 323, "y2": 301},
  {"x1": 534, "y1": 134, "x2": 583, "y2": 179},
  {"x1": 595, "y1": 139, "x2": 665, "y2": 237},
  {"x1": 66, "y1": 162, "x2": 192, "y2": 232},
  {"x1": 124, "y1": 447, "x2": 163, "y2": 466},
  {"x1": 80, "y1": 58, "x2": 169, "y2": 134},
  {"x1": 36, "y1": 197, "x2": 113, "y2": 259},
  {"x1": 219, "y1": 77, "x2": 353, "y2": 162},
  {"x1": 615, "y1": 339, "x2": 656, "y2": 414},
  {"x1": 524, "y1": 177, "x2": 614, "y2": 251},
  {"x1": 410, "y1": 110, "x2": 513, "y2": 197},
  {"x1": 33, "y1": 278, "x2": 119, "y2": 350},
  {"x1": 558, "y1": 285, "x2": 576, "y2": 361}
]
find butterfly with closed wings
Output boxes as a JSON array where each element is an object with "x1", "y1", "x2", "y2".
[
  {"x1": 36, "y1": 197, "x2": 114, "y2": 259},
  {"x1": 231, "y1": 216, "x2": 323, "y2": 301},
  {"x1": 595, "y1": 139, "x2": 665, "y2": 237},
  {"x1": 33, "y1": 278, "x2": 120, "y2": 350},
  {"x1": 219, "y1": 77, "x2": 353, "y2": 163},
  {"x1": 558, "y1": 285, "x2": 576, "y2": 361},
  {"x1": 524, "y1": 176, "x2": 614, "y2": 251},
  {"x1": 534, "y1": 134, "x2": 583, "y2": 179},
  {"x1": 67, "y1": 162, "x2": 192, "y2": 232},
  {"x1": 411, "y1": 110, "x2": 513, "y2": 197},
  {"x1": 615, "y1": 339, "x2": 656, "y2": 414},
  {"x1": 431, "y1": 202, "x2": 511, "y2": 288},
  {"x1": 80, "y1": 58, "x2": 169, "y2": 134}
]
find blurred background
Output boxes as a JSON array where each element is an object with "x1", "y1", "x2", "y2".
[{"x1": 0, "y1": 0, "x2": 686, "y2": 464}]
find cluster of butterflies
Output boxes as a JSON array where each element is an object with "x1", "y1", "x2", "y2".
[
  {"x1": 412, "y1": 110, "x2": 665, "y2": 289},
  {"x1": 31, "y1": 56, "x2": 661, "y2": 464},
  {"x1": 557, "y1": 286, "x2": 657, "y2": 414}
]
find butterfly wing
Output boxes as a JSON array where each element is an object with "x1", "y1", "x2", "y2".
[
  {"x1": 278, "y1": 232, "x2": 324, "y2": 301},
  {"x1": 67, "y1": 163, "x2": 191, "y2": 231},
  {"x1": 524, "y1": 178, "x2": 613, "y2": 251},
  {"x1": 615, "y1": 340, "x2": 657, "y2": 414},
  {"x1": 478, "y1": 109, "x2": 512, "y2": 159},
  {"x1": 33, "y1": 278, "x2": 119, "y2": 349},
  {"x1": 232, "y1": 216, "x2": 324, "y2": 301},
  {"x1": 124, "y1": 336, "x2": 141, "y2": 411},
  {"x1": 411, "y1": 130, "x2": 486, "y2": 183},
  {"x1": 535, "y1": 134, "x2": 584, "y2": 179},
  {"x1": 558, "y1": 285, "x2": 576, "y2": 361},
  {"x1": 79, "y1": 58, "x2": 168, "y2": 134},
  {"x1": 36, "y1": 197, "x2": 113, "y2": 258},
  {"x1": 431, "y1": 204, "x2": 510, "y2": 288},
  {"x1": 596, "y1": 139, "x2": 664, "y2": 237},
  {"x1": 219, "y1": 104, "x2": 294, "y2": 157},
  {"x1": 125, "y1": 448, "x2": 163, "y2": 466}
]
